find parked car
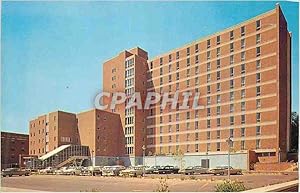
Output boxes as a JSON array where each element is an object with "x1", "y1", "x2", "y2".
[
  {"x1": 102, "y1": 165, "x2": 125, "y2": 176},
  {"x1": 119, "y1": 166, "x2": 143, "y2": 177},
  {"x1": 1, "y1": 168, "x2": 31, "y2": 177},
  {"x1": 63, "y1": 166, "x2": 81, "y2": 175},
  {"x1": 54, "y1": 167, "x2": 68, "y2": 175},
  {"x1": 209, "y1": 166, "x2": 242, "y2": 175},
  {"x1": 145, "y1": 166, "x2": 161, "y2": 174},
  {"x1": 153, "y1": 165, "x2": 179, "y2": 174},
  {"x1": 39, "y1": 167, "x2": 55, "y2": 174},
  {"x1": 88, "y1": 166, "x2": 103, "y2": 176},
  {"x1": 179, "y1": 166, "x2": 209, "y2": 175}
]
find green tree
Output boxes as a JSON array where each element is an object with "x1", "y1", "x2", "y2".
[{"x1": 290, "y1": 112, "x2": 299, "y2": 152}]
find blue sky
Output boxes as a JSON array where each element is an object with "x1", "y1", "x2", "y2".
[{"x1": 1, "y1": 1, "x2": 299, "y2": 134}]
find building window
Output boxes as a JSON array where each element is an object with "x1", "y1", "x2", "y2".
[
  {"x1": 256, "y1": 99, "x2": 261, "y2": 109},
  {"x1": 217, "y1": 83, "x2": 221, "y2": 92},
  {"x1": 241, "y1": 140, "x2": 245, "y2": 150},
  {"x1": 207, "y1": 39, "x2": 211, "y2": 49},
  {"x1": 169, "y1": 54, "x2": 172, "y2": 62},
  {"x1": 207, "y1": 96, "x2": 211, "y2": 105},
  {"x1": 241, "y1": 128, "x2": 245, "y2": 137},
  {"x1": 207, "y1": 143, "x2": 211, "y2": 152},
  {"x1": 187, "y1": 58, "x2": 190, "y2": 66},
  {"x1": 241, "y1": 114, "x2": 246, "y2": 124},
  {"x1": 195, "y1": 66, "x2": 199, "y2": 75},
  {"x1": 241, "y1": 38, "x2": 245, "y2": 49},
  {"x1": 230, "y1": 116, "x2": 234, "y2": 125},
  {"x1": 256, "y1": 34, "x2": 261, "y2": 44},
  {"x1": 217, "y1": 142, "x2": 221, "y2": 151},
  {"x1": 176, "y1": 124, "x2": 179, "y2": 132},
  {"x1": 217, "y1": 95, "x2": 221, "y2": 104},
  {"x1": 256, "y1": 86, "x2": 261, "y2": 96},
  {"x1": 217, "y1": 130, "x2": 221, "y2": 139},
  {"x1": 207, "y1": 51, "x2": 211, "y2": 60},
  {"x1": 217, "y1": 35, "x2": 221, "y2": 45},
  {"x1": 217, "y1": 59, "x2": 221, "y2": 69},
  {"x1": 207, "y1": 107, "x2": 211, "y2": 116},
  {"x1": 241, "y1": 51, "x2": 245, "y2": 61},
  {"x1": 241, "y1": 26, "x2": 245, "y2": 36},
  {"x1": 217, "y1": 106, "x2": 221, "y2": 115},
  {"x1": 230, "y1": 30, "x2": 234, "y2": 40},
  {"x1": 230, "y1": 79, "x2": 234, "y2": 89},
  {"x1": 256, "y1": 139, "x2": 261, "y2": 149},
  {"x1": 217, "y1": 47, "x2": 221, "y2": 57},
  {"x1": 195, "y1": 77, "x2": 199, "y2": 85},
  {"x1": 176, "y1": 51, "x2": 179, "y2": 59},
  {"x1": 256, "y1": 20, "x2": 261, "y2": 30},
  {"x1": 195, "y1": 121, "x2": 199, "y2": 130},
  {"x1": 256, "y1": 113, "x2": 261, "y2": 123},
  {"x1": 176, "y1": 62, "x2": 179, "y2": 70},
  {"x1": 168, "y1": 64, "x2": 172, "y2": 72},
  {"x1": 207, "y1": 74, "x2": 211, "y2": 83},
  {"x1": 230, "y1": 128, "x2": 234, "y2": 138},
  {"x1": 241, "y1": 102, "x2": 246, "y2": 111},
  {"x1": 241, "y1": 63, "x2": 246, "y2": 74},
  {"x1": 256, "y1": 126, "x2": 261, "y2": 135},
  {"x1": 207, "y1": 62, "x2": 211, "y2": 71},
  {"x1": 230, "y1": 55, "x2": 234, "y2": 65},
  {"x1": 241, "y1": 76, "x2": 245, "y2": 87},
  {"x1": 256, "y1": 73, "x2": 261, "y2": 83},
  {"x1": 195, "y1": 55, "x2": 199, "y2": 64},
  {"x1": 256, "y1": 47, "x2": 261, "y2": 57},
  {"x1": 207, "y1": 131, "x2": 211, "y2": 139},
  {"x1": 195, "y1": 44, "x2": 199, "y2": 53},
  {"x1": 160, "y1": 67, "x2": 163, "y2": 75},
  {"x1": 230, "y1": 43, "x2": 234, "y2": 53},
  {"x1": 256, "y1": 60, "x2": 261, "y2": 69},
  {"x1": 195, "y1": 144, "x2": 199, "y2": 152},
  {"x1": 230, "y1": 91, "x2": 234, "y2": 101},
  {"x1": 217, "y1": 71, "x2": 221, "y2": 80},
  {"x1": 230, "y1": 104, "x2": 234, "y2": 113},
  {"x1": 207, "y1": 120, "x2": 211, "y2": 128},
  {"x1": 241, "y1": 89, "x2": 245, "y2": 99},
  {"x1": 230, "y1": 67, "x2": 234, "y2": 77},
  {"x1": 207, "y1": 85, "x2": 211, "y2": 94},
  {"x1": 217, "y1": 118, "x2": 221, "y2": 127},
  {"x1": 160, "y1": 57, "x2": 163, "y2": 65}
]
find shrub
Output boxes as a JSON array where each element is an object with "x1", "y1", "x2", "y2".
[
  {"x1": 215, "y1": 180, "x2": 246, "y2": 192},
  {"x1": 155, "y1": 178, "x2": 170, "y2": 192}
]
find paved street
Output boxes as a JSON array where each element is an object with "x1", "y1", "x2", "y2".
[{"x1": 1, "y1": 172, "x2": 298, "y2": 192}]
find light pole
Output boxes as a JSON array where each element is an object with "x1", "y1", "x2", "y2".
[
  {"x1": 91, "y1": 150, "x2": 94, "y2": 176},
  {"x1": 142, "y1": 145, "x2": 146, "y2": 177},
  {"x1": 278, "y1": 148, "x2": 281, "y2": 163},
  {"x1": 226, "y1": 137, "x2": 233, "y2": 180}
]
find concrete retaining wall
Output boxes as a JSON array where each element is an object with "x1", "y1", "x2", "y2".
[{"x1": 93, "y1": 152, "x2": 248, "y2": 170}]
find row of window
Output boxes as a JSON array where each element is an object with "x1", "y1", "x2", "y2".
[
  {"x1": 156, "y1": 138, "x2": 261, "y2": 154},
  {"x1": 155, "y1": 112, "x2": 261, "y2": 128},
  {"x1": 150, "y1": 19, "x2": 262, "y2": 70},
  {"x1": 155, "y1": 126, "x2": 261, "y2": 142},
  {"x1": 151, "y1": 59, "x2": 262, "y2": 92}
]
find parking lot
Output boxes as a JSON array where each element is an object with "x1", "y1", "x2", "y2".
[{"x1": 1, "y1": 172, "x2": 298, "y2": 192}]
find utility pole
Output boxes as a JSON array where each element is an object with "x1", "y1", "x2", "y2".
[
  {"x1": 142, "y1": 145, "x2": 146, "y2": 177},
  {"x1": 226, "y1": 137, "x2": 233, "y2": 180}
]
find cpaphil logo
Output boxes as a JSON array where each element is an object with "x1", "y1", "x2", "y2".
[{"x1": 94, "y1": 91, "x2": 205, "y2": 110}]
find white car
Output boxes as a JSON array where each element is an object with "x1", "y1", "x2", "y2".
[
  {"x1": 63, "y1": 167, "x2": 81, "y2": 175},
  {"x1": 54, "y1": 167, "x2": 68, "y2": 175},
  {"x1": 39, "y1": 167, "x2": 54, "y2": 174},
  {"x1": 102, "y1": 165, "x2": 125, "y2": 176}
]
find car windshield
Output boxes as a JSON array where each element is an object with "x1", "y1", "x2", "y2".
[{"x1": 186, "y1": 166, "x2": 193, "y2": 169}]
